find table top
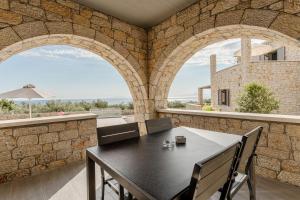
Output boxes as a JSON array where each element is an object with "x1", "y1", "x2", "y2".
[{"x1": 87, "y1": 127, "x2": 242, "y2": 200}]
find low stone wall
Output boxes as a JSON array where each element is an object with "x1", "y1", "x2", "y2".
[
  {"x1": 0, "y1": 113, "x2": 97, "y2": 184},
  {"x1": 0, "y1": 111, "x2": 90, "y2": 120},
  {"x1": 158, "y1": 109, "x2": 300, "y2": 187}
]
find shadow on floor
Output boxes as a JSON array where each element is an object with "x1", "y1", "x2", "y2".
[{"x1": 0, "y1": 161, "x2": 300, "y2": 200}]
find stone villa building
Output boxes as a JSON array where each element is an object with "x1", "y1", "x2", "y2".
[{"x1": 198, "y1": 38, "x2": 300, "y2": 115}]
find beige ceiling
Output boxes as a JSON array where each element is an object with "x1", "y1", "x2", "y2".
[{"x1": 77, "y1": 0, "x2": 198, "y2": 28}]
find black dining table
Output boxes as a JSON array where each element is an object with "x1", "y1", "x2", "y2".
[{"x1": 86, "y1": 127, "x2": 242, "y2": 200}]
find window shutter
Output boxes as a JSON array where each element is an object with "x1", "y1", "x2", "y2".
[
  {"x1": 226, "y1": 89, "x2": 230, "y2": 106},
  {"x1": 218, "y1": 90, "x2": 221, "y2": 105}
]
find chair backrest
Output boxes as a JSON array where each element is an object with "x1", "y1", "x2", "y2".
[
  {"x1": 187, "y1": 143, "x2": 241, "y2": 200},
  {"x1": 145, "y1": 117, "x2": 173, "y2": 134},
  {"x1": 237, "y1": 126, "x2": 263, "y2": 174},
  {"x1": 97, "y1": 122, "x2": 140, "y2": 145}
]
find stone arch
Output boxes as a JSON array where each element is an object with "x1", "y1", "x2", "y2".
[
  {"x1": 150, "y1": 25, "x2": 300, "y2": 109},
  {"x1": 0, "y1": 34, "x2": 148, "y2": 133}
]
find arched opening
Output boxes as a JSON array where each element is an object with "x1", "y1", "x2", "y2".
[
  {"x1": 0, "y1": 34, "x2": 148, "y2": 133},
  {"x1": 168, "y1": 38, "x2": 242, "y2": 109},
  {"x1": 150, "y1": 25, "x2": 300, "y2": 112},
  {"x1": 1, "y1": 44, "x2": 135, "y2": 119}
]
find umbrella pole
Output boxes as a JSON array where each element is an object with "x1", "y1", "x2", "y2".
[{"x1": 29, "y1": 99, "x2": 32, "y2": 118}]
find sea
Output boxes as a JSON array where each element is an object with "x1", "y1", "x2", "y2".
[
  {"x1": 168, "y1": 96, "x2": 198, "y2": 102},
  {"x1": 13, "y1": 96, "x2": 198, "y2": 105}
]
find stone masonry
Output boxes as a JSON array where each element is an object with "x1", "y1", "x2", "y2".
[
  {"x1": 1, "y1": 1, "x2": 300, "y2": 126},
  {"x1": 148, "y1": 0, "x2": 300, "y2": 111},
  {"x1": 212, "y1": 61, "x2": 300, "y2": 115},
  {"x1": 0, "y1": 0, "x2": 149, "y2": 133},
  {"x1": 1, "y1": 0, "x2": 300, "y2": 186},
  {"x1": 159, "y1": 109, "x2": 300, "y2": 187},
  {"x1": 210, "y1": 37, "x2": 300, "y2": 115},
  {"x1": 0, "y1": 116, "x2": 97, "y2": 183}
]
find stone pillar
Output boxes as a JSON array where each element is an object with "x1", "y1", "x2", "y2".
[
  {"x1": 241, "y1": 37, "x2": 251, "y2": 84},
  {"x1": 134, "y1": 98, "x2": 155, "y2": 135},
  {"x1": 198, "y1": 88, "x2": 203, "y2": 105},
  {"x1": 210, "y1": 54, "x2": 217, "y2": 107},
  {"x1": 210, "y1": 54, "x2": 217, "y2": 80}
]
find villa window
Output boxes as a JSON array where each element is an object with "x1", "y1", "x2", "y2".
[
  {"x1": 264, "y1": 51, "x2": 277, "y2": 60},
  {"x1": 259, "y1": 47, "x2": 285, "y2": 61},
  {"x1": 218, "y1": 89, "x2": 230, "y2": 106}
]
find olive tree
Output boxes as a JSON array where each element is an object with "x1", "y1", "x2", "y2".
[
  {"x1": 0, "y1": 99, "x2": 15, "y2": 112},
  {"x1": 237, "y1": 82, "x2": 279, "y2": 114}
]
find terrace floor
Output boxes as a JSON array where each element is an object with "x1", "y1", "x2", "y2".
[{"x1": 1, "y1": 162, "x2": 300, "y2": 200}]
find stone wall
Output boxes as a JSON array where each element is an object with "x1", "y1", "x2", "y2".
[
  {"x1": 211, "y1": 64, "x2": 241, "y2": 111},
  {"x1": 158, "y1": 109, "x2": 300, "y2": 186},
  {"x1": 0, "y1": 0, "x2": 149, "y2": 131},
  {"x1": 148, "y1": 0, "x2": 300, "y2": 110},
  {"x1": 0, "y1": 111, "x2": 91, "y2": 120},
  {"x1": 0, "y1": 0, "x2": 147, "y2": 75},
  {"x1": 212, "y1": 61, "x2": 300, "y2": 115},
  {"x1": 1, "y1": 0, "x2": 300, "y2": 129},
  {"x1": 1, "y1": 0, "x2": 300, "y2": 126},
  {"x1": 0, "y1": 114, "x2": 97, "y2": 183},
  {"x1": 285, "y1": 46, "x2": 300, "y2": 61}
]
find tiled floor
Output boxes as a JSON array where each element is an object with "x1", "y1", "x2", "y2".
[{"x1": 0, "y1": 162, "x2": 300, "y2": 200}]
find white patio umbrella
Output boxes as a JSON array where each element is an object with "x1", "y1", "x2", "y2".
[{"x1": 0, "y1": 84, "x2": 52, "y2": 118}]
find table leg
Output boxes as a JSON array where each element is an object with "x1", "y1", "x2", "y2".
[
  {"x1": 127, "y1": 193, "x2": 133, "y2": 200},
  {"x1": 119, "y1": 185, "x2": 125, "y2": 200},
  {"x1": 247, "y1": 158, "x2": 256, "y2": 200},
  {"x1": 87, "y1": 155, "x2": 96, "y2": 200}
]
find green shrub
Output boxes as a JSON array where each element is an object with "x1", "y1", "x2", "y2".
[
  {"x1": 93, "y1": 99, "x2": 108, "y2": 109},
  {"x1": 167, "y1": 101, "x2": 186, "y2": 108},
  {"x1": 1, "y1": 99, "x2": 136, "y2": 114},
  {"x1": 78, "y1": 101, "x2": 92, "y2": 111},
  {"x1": 0, "y1": 99, "x2": 15, "y2": 112},
  {"x1": 127, "y1": 102, "x2": 134, "y2": 110},
  {"x1": 109, "y1": 102, "x2": 133, "y2": 110},
  {"x1": 237, "y1": 82, "x2": 279, "y2": 114},
  {"x1": 204, "y1": 98, "x2": 211, "y2": 104},
  {"x1": 202, "y1": 104, "x2": 213, "y2": 111}
]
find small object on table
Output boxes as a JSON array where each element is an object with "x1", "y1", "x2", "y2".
[
  {"x1": 175, "y1": 136, "x2": 186, "y2": 144},
  {"x1": 163, "y1": 139, "x2": 175, "y2": 149}
]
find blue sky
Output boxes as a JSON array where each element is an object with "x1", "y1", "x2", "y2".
[
  {"x1": 169, "y1": 38, "x2": 242, "y2": 99},
  {"x1": 0, "y1": 46, "x2": 131, "y2": 99},
  {"x1": 0, "y1": 39, "x2": 263, "y2": 100}
]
